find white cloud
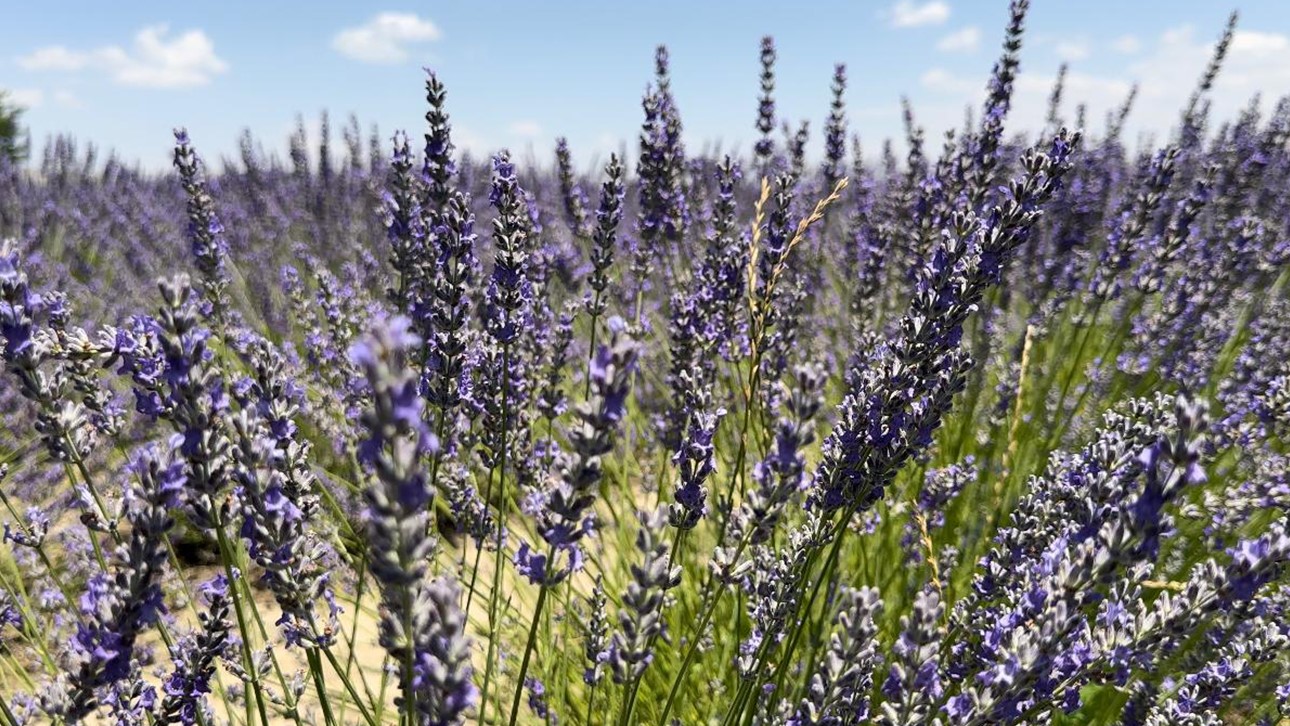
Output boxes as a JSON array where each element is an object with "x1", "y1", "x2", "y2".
[
  {"x1": 1112, "y1": 34, "x2": 1141, "y2": 54},
  {"x1": 914, "y1": 64, "x2": 1132, "y2": 130},
  {"x1": 593, "y1": 132, "x2": 623, "y2": 156},
  {"x1": 908, "y1": 20, "x2": 1290, "y2": 147},
  {"x1": 920, "y1": 67, "x2": 976, "y2": 95},
  {"x1": 332, "y1": 12, "x2": 440, "y2": 64},
  {"x1": 16, "y1": 25, "x2": 227, "y2": 89},
  {"x1": 452, "y1": 125, "x2": 490, "y2": 157},
  {"x1": 104, "y1": 26, "x2": 228, "y2": 88},
  {"x1": 1229, "y1": 29, "x2": 1290, "y2": 56},
  {"x1": 888, "y1": 0, "x2": 950, "y2": 28},
  {"x1": 1122, "y1": 25, "x2": 1290, "y2": 132},
  {"x1": 936, "y1": 27, "x2": 980, "y2": 52},
  {"x1": 1054, "y1": 40, "x2": 1090, "y2": 61},
  {"x1": 509, "y1": 120, "x2": 542, "y2": 137},
  {"x1": 1012, "y1": 71, "x2": 1134, "y2": 127},
  {"x1": 51, "y1": 90, "x2": 80, "y2": 108},
  {"x1": 3, "y1": 87, "x2": 80, "y2": 110},
  {"x1": 8, "y1": 88, "x2": 43, "y2": 108},
  {"x1": 17, "y1": 46, "x2": 86, "y2": 71}
]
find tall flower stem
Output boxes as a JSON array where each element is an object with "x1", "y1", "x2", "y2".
[
  {"x1": 619, "y1": 528, "x2": 687, "y2": 726},
  {"x1": 321, "y1": 646, "x2": 379, "y2": 726},
  {"x1": 213, "y1": 519, "x2": 272, "y2": 726},
  {"x1": 479, "y1": 344, "x2": 513, "y2": 726},
  {"x1": 305, "y1": 648, "x2": 339, "y2": 726},
  {"x1": 721, "y1": 508, "x2": 851, "y2": 726},
  {"x1": 761, "y1": 518, "x2": 849, "y2": 711},
  {"x1": 506, "y1": 551, "x2": 554, "y2": 726},
  {"x1": 462, "y1": 471, "x2": 493, "y2": 616},
  {"x1": 657, "y1": 526, "x2": 754, "y2": 725}
]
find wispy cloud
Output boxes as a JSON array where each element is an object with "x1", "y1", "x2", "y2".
[
  {"x1": 910, "y1": 20, "x2": 1290, "y2": 144},
  {"x1": 1054, "y1": 39, "x2": 1091, "y2": 61},
  {"x1": 920, "y1": 67, "x2": 976, "y2": 94},
  {"x1": 51, "y1": 90, "x2": 81, "y2": 108},
  {"x1": 8, "y1": 88, "x2": 44, "y2": 108},
  {"x1": 509, "y1": 120, "x2": 542, "y2": 137},
  {"x1": 17, "y1": 46, "x2": 84, "y2": 71},
  {"x1": 17, "y1": 25, "x2": 227, "y2": 89},
  {"x1": 888, "y1": 1, "x2": 951, "y2": 28},
  {"x1": 1125, "y1": 26, "x2": 1290, "y2": 127},
  {"x1": 453, "y1": 124, "x2": 489, "y2": 156},
  {"x1": 332, "y1": 12, "x2": 441, "y2": 64},
  {"x1": 936, "y1": 27, "x2": 980, "y2": 53},
  {"x1": 1229, "y1": 29, "x2": 1290, "y2": 55},
  {"x1": 1112, "y1": 34, "x2": 1141, "y2": 54},
  {"x1": 5, "y1": 88, "x2": 81, "y2": 110}
]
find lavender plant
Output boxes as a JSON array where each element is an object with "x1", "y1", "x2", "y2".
[{"x1": 0, "y1": 3, "x2": 1288, "y2": 725}]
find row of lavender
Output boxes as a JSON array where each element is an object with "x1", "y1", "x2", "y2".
[{"x1": 1, "y1": 1, "x2": 1289, "y2": 723}]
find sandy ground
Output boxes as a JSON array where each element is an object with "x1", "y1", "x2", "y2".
[{"x1": 2, "y1": 529, "x2": 555, "y2": 725}]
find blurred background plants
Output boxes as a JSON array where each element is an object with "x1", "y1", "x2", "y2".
[
  {"x1": 1, "y1": 1, "x2": 1289, "y2": 724},
  {"x1": 0, "y1": 92, "x2": 29, "y2": 164}
]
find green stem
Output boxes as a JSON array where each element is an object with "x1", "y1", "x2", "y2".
[
  {"x1": 462, "y1": 465, "x2": 497, "y2": 619},
  {"x1": 555, "y1": 584, "x2": 574, "y2": 726},
  {"x1": 213, "y1": 522, "x2": 272, "y2": 726},
  {"x1": 724, "y1": 509, "x2": 851, "y2": 726},
  {"x1": 219, "y1": 534, "x2": 302, "y2": 721},
  {"x1": 507, "y1": 576, "x2": 553, "y2": 726},
  {"x1": 480, "y1": 343, "x2": 514, "y2": 726},
  {"x1": 1043, "y1": 297, "x2": 1106, "y2": 450},
  {"x1": 400, "y1": 581, "x2": 416, "y2": 724},
  {"x1": 655, "y1": 588, "x2": 719, "y2": 725},
  {"x1": 619, "y1": 529, "x2": 687, "y2": 726},
  {"x1": 585, "y1": 680, "x2": 599, "y2": 726},
  {"x1": 584, "y1": 307, "x2": 601, "y2": 399},
  {"x1": 376, "y1": 655, "x2": 393, "y2": 725},
  {"x1": 306, "y1": 649, "x2": 338, "y2": 726},
  {"x1": 321, "y1": 646, "x2": 379, "y2": 726},
  {"x1": 0, "y1": 694, "x2": 21, "y2": 726},
  {"x1": 657, "y1": 527, "x2": 753, "y2": 726},
  {"x1": 336, "y1": 556, "x2": 380, "y2": 725},
  {"x1": 765, "y1": 527, "x2": 847, "y2": 709}
]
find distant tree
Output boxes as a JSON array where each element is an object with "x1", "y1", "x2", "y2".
[{"x1": 0, "y1": 91, "x2": 29, "y2": 163}]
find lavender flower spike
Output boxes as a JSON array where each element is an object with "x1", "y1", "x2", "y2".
[
  {"x1": 608, "y1": 508, "x2": 681, "y2": 685},
  {"x1": 172, "y1": 130, "x2": 231, "y2": 327},
  {"x1": 54, "y1": 447, "x2": 184, "y2": 721},
  {"x1": 351, "y1": 318, "x2": 474, "y2": 724}
]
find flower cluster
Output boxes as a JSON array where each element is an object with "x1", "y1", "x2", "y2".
[{"x1": 1, "y1": 5, "x2": 1289, "y2": 725}]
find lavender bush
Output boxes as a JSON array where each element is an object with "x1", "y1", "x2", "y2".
[{"x1": 1, "y1": 3, "x2": 1289, "y2": 724}]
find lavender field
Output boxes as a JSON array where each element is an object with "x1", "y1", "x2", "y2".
[{"x1": 1, "y1": 1, "x2": 1289, "y2": 724}]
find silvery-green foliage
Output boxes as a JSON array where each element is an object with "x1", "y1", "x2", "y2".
[
  {"x1": 608, "y1": 508, "x2": 681, "y2": 685},
  {"x1": 3, "y1": 5, "x2": 1290, "y2": 723}
]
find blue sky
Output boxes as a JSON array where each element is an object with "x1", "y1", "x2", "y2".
[{"x1": 4, "y1": 1, "x2": 1290, "y2": 171}]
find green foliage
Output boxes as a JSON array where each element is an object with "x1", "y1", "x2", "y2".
[{"x1": 0, "y1": 91, "x2": 29, "y2": 163}]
